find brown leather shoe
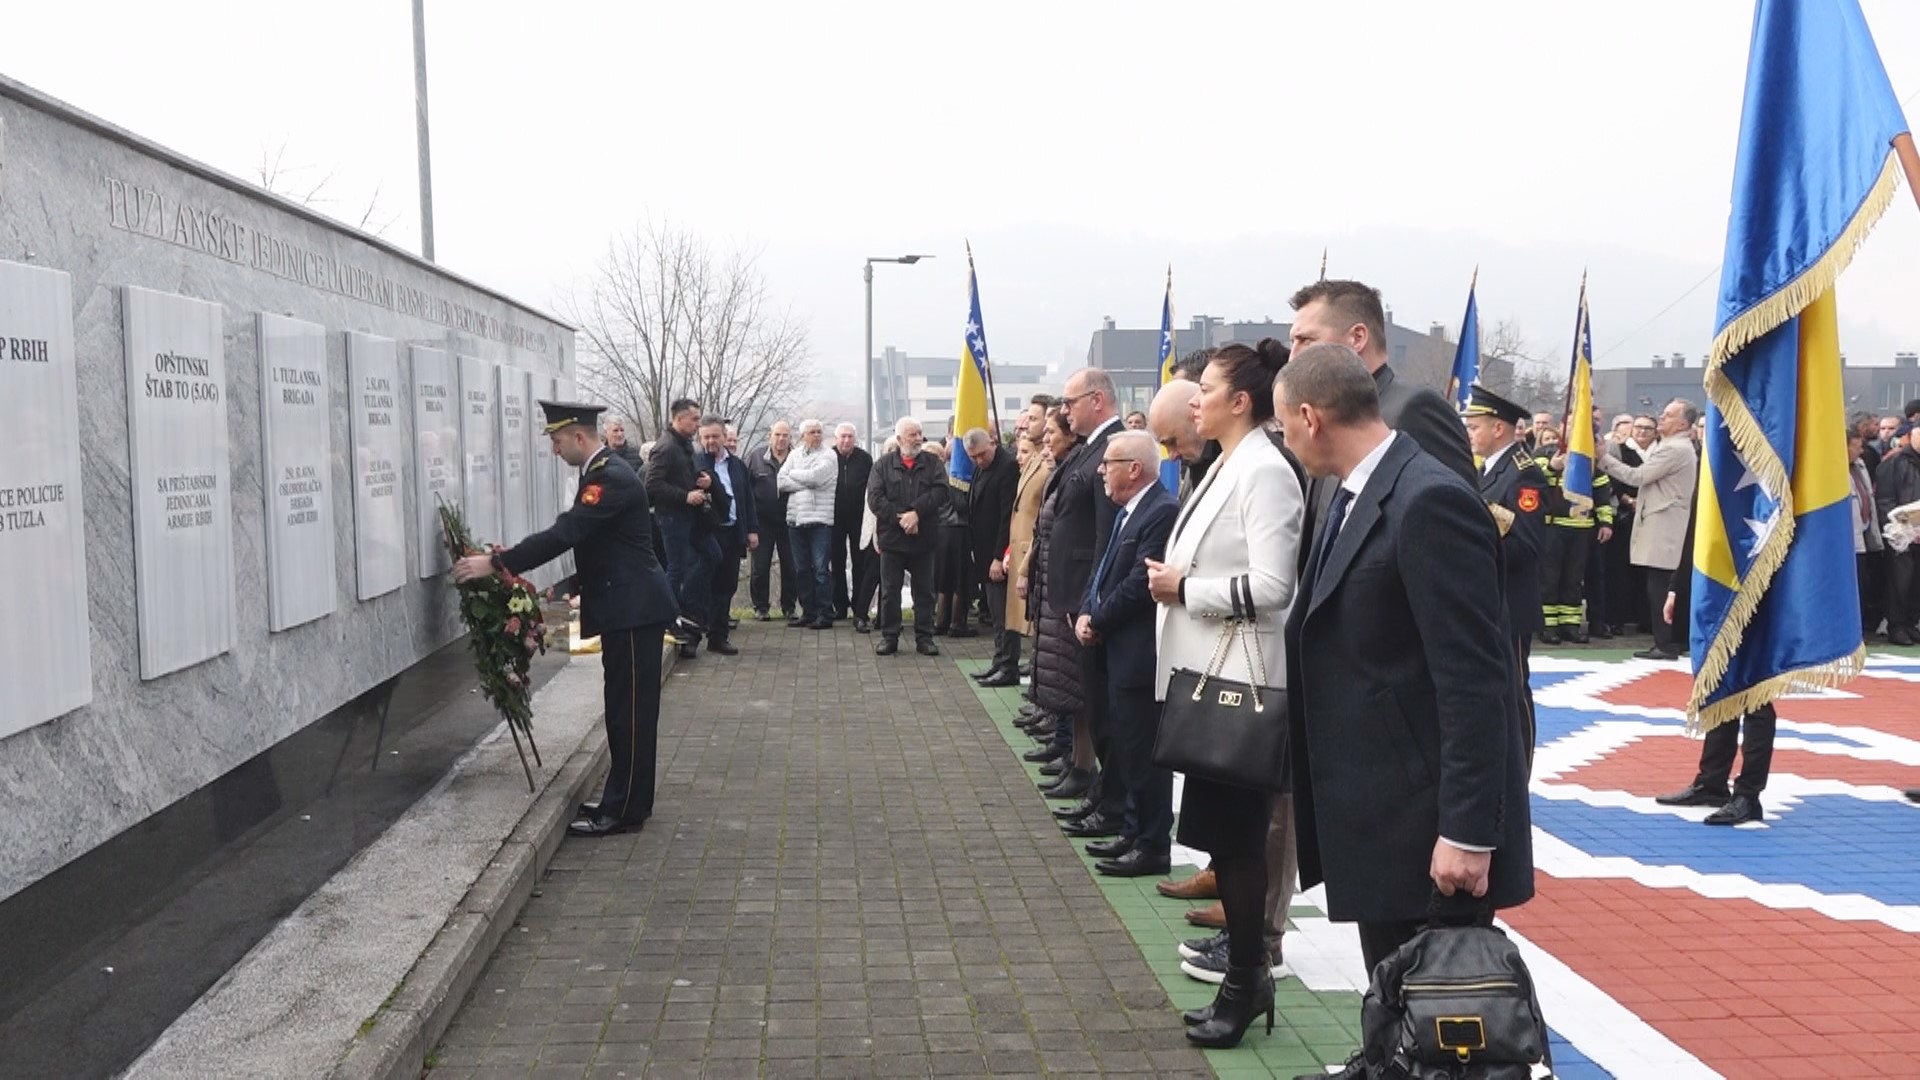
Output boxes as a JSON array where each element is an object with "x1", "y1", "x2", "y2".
[
  {"x1": 1157, "y1": 867, "x2": 1218, "y2": 900},
  {"x1": 1184, "y1": 901, "x2": 1227, "y2": 929}
]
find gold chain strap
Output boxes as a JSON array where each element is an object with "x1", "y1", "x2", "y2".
[{"x1": 1189, "y1": 618, "x2": 1266, "y2": 713}]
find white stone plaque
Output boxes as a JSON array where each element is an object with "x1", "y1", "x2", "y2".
[
  {"x1": 258, "y1": 314, "x2": 336, "y2": 631},
  {"x1": 459, "y1": 355, "x2": 500, "y2": 545},
  {"x1": 347, "y1": 332, "x2": 407, "y2": 599},
  {"x1": 123, "y1": 286, "x2": 234, "y2": 680},
  {"x1": 497, "y1": 366, "x2": 532, "y2": 545},
  {"x1": 410, "y1": 346, "x2": 460, "y2": 578},
  {"x1": 0, "y1": 260, "x2": 91, "y2": 736}
]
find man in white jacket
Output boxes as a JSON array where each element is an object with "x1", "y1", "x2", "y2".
[{"x1": 778, "y1": 419, "x2": 840, "y2": 630}]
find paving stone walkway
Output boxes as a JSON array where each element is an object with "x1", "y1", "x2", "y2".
[{"x1": 431, "y1": 620, "x2": 1216, "y2": 1078}]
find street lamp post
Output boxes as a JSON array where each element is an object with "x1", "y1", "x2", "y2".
[{"x1": 864, "y1": 255, "x2": 933, "y2": 447}]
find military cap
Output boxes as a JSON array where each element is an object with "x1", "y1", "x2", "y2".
[
  {"x1": 1462, "y1": 384, "x2": 1529, "y2": 425},
  {"x1": 537, "y1": 399, "x2": 607, "y2": 434}
]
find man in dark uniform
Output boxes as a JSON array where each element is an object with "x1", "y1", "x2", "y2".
[
  {"x1": 1463, "y1": 384, "x2": 1549, "y2": 752},
  {"x1": 454, "y1": 400, "x2": 680, "y2": 838}
]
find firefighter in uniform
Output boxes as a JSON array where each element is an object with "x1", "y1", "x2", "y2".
[
  {"x1": 1463, "y1": 385, "x2": 1550, "y2": 753},
  {"x1": 453, "y1": 400, "x2": 681, "y2": 838},
  {"x1": 1533, "y1": 422, "x2": 1614, "y2": 644}
]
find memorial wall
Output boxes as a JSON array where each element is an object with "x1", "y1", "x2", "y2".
[{"x1": 0, "y1": 76, "x2": 576, "y2": 901}]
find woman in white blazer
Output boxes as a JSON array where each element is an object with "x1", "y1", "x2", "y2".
[{"x1": 1144, "y1": 340, "x2": 1304, "y2": 1048}]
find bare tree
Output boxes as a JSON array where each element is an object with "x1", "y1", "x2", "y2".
[
  {"x1": 561, "y1": 221, "x2": 811, "y2": 445},
  {"x1": 1478, "y1": 317, "x2": 1567, "y2": 413},
  {"x1": 255, "y1": 141, "x2": 398, "y2": 238}
]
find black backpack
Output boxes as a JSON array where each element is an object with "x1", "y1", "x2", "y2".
[{"x1": 1360, "y1": 923, "x2": 1553, "y2": 1079}]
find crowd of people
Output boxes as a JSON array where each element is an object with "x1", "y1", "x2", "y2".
[{"x1": 546, "y1": 279, "x2": 1920, "y2": 1070}]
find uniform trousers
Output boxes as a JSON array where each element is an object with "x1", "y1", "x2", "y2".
[
  {"x1": 1692, "y1": 703, "x2": 1776, "y2": 798},
  {"x1": 1540, "y1": 527, "x2": 1593, "y2": 630},
  {"x1": 597, "y1": 624, "x2": 665, "y2": 825}
]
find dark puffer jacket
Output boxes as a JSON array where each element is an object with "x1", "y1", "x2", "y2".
[{"x1": 1027, "y1": 492, "x2": 1084, "y2": 719}]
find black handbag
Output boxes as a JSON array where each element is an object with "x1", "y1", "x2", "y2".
[
  {"x1": 1360, "y1": 917, "x2": 1554, "y2": 1079},
  {"x1": 1152, "y1": 618, "x2": 1286, "y2": 790}
]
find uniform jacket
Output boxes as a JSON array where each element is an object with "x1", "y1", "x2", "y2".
[
  {"x1": 1481, "y1": 443, "x2": 1549, "y2": 636},
  {"x1": 866, "y1": 450, "x2": 952, "y2": 553},
  {"x1": 1601, "y1": 435, "x2": 1697, "y2": 571},
  {"x1": 1285, "y1": 434, "x2": 1534, "y2": 924},
  {"x1": 500, "y1": 449, "x2": 677, "y2": 638},
  {"x1": 693, "y1": 449, "x2": 758, "y2": 556},
  {"x1": 745, "y1": 444, "x2": 790, "y2": 530},
  {"x1": 1046, "y1": 417, "x2": 1123, "y2": 619},
  {"x1": 778, "y1": 444, "x2": 837, "y2": 526},
  {"x1": 1006, "y1": 454, "x2": 1052, "y2": 637},
  {"x1": 1083, "y1": 483, "x2": 1179, "y2": 691},
  {"x1": 1154, "y1": 435, "x2": 1303, "y2": 704}
]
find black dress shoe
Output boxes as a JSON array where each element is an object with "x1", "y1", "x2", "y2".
[
  {"x1": 677, "y1": 642, "x2": 698, "y2": 660},
  {"x1": 1084, "y1": 835, "x2": 1134, "y2": 859},
  {"x1": 1635, "y1": 646, "x2": 1681, "y2": 660},
  {"x1": 1061, "y1": 812, "x2": 1125, "y2": 838},
  {"x1": 1907, "y1": 788, "x2": 1920, "y2": 804},
  {"x1": 577, "y1": 801, "x2": 601, "y2": 818},
  {"x1": 1044, "y1": 768, "x2": 1095, "y2": 800},
  {"x1": 1564, "y1": 627, "x2": 1590, "y2": 644},
  {"x1": 977, "y1": 669, "x2": 1020, "y2": 687},
  {"x1": 1097, "y1": 848, "x2": 1171, "y2": 877},
  {"x1": 949, "y1": 626, "x2": 979, "y2": 639},
  {"x1": 567, "y1": 814, "x2": 636, "y2": 838},
  {"x1": 1704, "y1": 793, "x2": 1763, "y2": 825},
  {"x1": 1038, "y1": 760, "x2": 1067, "y2": 778},
  {"x1": 973, "y1": 665, "x2": 1011, "y2": 684},
  {"x1": 1537, "y1": 627, "x2": 1562, "y2": 646},
  {"x1": 1053, "y1": 796, "x2": 1099, "y2": 821},
  {"x1": 707, "y1": 640, "x2": 739, "y2": 656},
  {"x1": 1654, "y1": 781, "x2": 1730, "y2": 807},
  {"x1": 1022, "y1": 743, "x2": 1062, "y2": 763},
  {"x1": 916, "y1": 639, "x2": 940, "y2": 656},
  {"x1": 1589, "y1": 625, "x2": 1614, "y2": 640},
  {"x1": 1026, "y1": 721, "x2": 1057, "y2": 741},
  {"x1": 875, "y1": 637, "x2": 898, "y2": 656},
  {"x1": 786, "y1": 616, "x2": 809, "y2": 628},
  {"x1": 853, "y1": 617, "x2": 871, "y2": 634},
  {"x1": 808, "y1": 617, "x2": 832, "y2": 630},
  {"x1": 931, "y1": 625, "x2": 950, "y2": 637}
]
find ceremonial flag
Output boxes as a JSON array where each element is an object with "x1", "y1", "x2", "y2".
[
  {"x1": 1688, "y1": 0, "x2": 1898, "y2": 730},
  {"x1": 1445, "y1": 269, "x2": 1480, "y2": 412},
  {"x1": 1560, "y1": 278, "x2": 1596, "y2": 521},
  {"x1": 949, "y1": 243, "x2": 992, "y2": 489},
  {"x1": 1157, "y1": 266, "x2": 1180, "y2": 494}
]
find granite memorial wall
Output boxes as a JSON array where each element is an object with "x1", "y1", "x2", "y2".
[{"x1": 0, "y1": 76, "x2": 576, "y2": 902}]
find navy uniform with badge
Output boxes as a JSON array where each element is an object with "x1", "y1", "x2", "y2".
[
  {"x1": 1463, "y1": 385, "x2": 1550, "y2": 753},
  {"x1": 455, "y1": 400, "x2": 679, "y2": 838}
]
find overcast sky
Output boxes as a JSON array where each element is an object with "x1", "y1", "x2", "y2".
[{"x1": 7, "y1": 0, "x2": 1920, "y2": 393}]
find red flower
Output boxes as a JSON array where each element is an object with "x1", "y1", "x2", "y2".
[{"x1": 505, "y1": 616, "x2": 522, "y2": 635}]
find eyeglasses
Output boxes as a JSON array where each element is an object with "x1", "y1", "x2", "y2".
[
  {"x1": 1097, "y1": 457, "x2": 1137, "y2": 472},
  {"x1": 1059, "y1": 389, "x2": 1099, "y2": 409}
]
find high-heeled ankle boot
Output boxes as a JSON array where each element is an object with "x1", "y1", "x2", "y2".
[{"x1": 1185, "y1": 963, "x2": 1274, "y2": 1048}]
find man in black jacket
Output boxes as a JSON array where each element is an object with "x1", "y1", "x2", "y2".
[
  {"x1": 832, "y1": 423, "x2": 877, "y2": 630},
  {"x1": 745, "y1": 421, "x2": 796, "y2": 620},
  {"x1": 603, "y1": 417, "x2": 643, "y2": 473},
  {"x1": 694, "y1": 416, "x2": 756, "y2": 657},
  {"x1": 647, "y1": 398, "x2": 720, "y2": 649},
  {"x1": 867, "y1": 417, "x2": 951, "y2": 655},
  {"x1": 454, "y1": 400, "x2": 679, "y2": 838},
  {"x1": 964, "y1": 428, "x2": 1022, "y2": 685},
  {"x1": 1276, "y1": 344, "x2": 1532, "y2": 998},
  {"x1": 1877, "y1": 421, "x2": 1920, "y2": 645}
]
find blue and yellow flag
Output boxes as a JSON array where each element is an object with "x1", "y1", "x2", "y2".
[
  {"x1": 1689, "y1": 0, "x2": 1898, "y2": 731},
  {"x1": 1157, "y1": 266, "x2": 1180, "y2": 494},
  {"x1": 949, "y1": 242, "x2": 992, "y2": 490},
  {"x1": 1445, "y1": 269, "x2": 1480, "y2": 412},
  {"x1": 1560, "y1": 278, "x2": 1596, "y2": 521}
]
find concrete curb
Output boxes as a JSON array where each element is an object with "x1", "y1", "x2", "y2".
[{"x1": 330, "y1": 640, "x2": 677, "y2": 1080}]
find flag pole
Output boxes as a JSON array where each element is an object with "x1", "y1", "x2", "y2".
[
  {"x1": 1895, "y1": 133, "x2": 1920, "y2": 215},
  {"x1": 968, "y1": 242, "x2": 1004, "y2": 440},
  {"x1": 1318, "y1": 247, "x2": 1327, "y2": 281}
]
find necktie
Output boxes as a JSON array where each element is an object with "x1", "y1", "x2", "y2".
[
  {"x1": 1089, "y1": 506, "x2": 1131, "y2": 598},
  {"x1": 1313, "y1": 486, "x2": 1355, "y2": 581}
]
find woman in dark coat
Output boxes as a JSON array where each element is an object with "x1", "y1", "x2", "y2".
[{"x1": 1021, "y1": 411, "x2": 1088, "y2": 793}]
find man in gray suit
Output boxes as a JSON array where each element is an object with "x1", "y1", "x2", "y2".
[{"x1": 1598, "y1": 397, "x2": 1700, "y2": 661}]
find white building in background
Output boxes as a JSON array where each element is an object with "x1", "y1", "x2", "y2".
[{"x1": 871, "y1": 347, "x2": 1055, "y2": 437}]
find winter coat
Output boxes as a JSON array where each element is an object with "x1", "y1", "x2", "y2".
[
  {"x1": 1876, "y1": 445, "x2": 1920, "y2": 527},
  {"x1": 778, "y1": 444, "x2": 838, "y2": 527},
  {"x1": 1005, "y1": 455, "x2": 1052, "y2": 637},
  {"x1": 746, "y1": 445, "x2": 791, "y2": 531},
  {"x1": 1026, "y1": 490, "x2": 1084, "y2": 719},
  {"x1": 645, "y1": 430, "x2": 702, "y2": 521},
  {"x1": 866, "y1": 450, "x2": 952, "y2": 554}
]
